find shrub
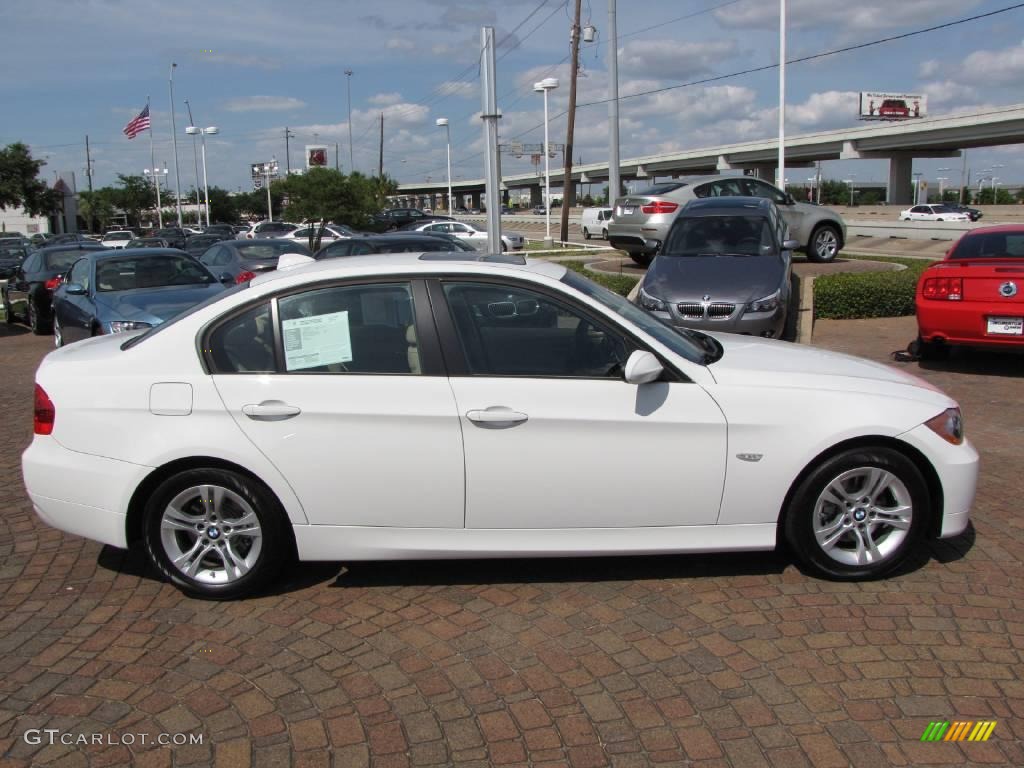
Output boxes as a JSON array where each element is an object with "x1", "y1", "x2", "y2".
[
  {"x1": 814, "y1": 257, "x2": 932, "y2": 320},
  {"x1": 559, "y1": 260, "x2": 639, "y2": 297}
]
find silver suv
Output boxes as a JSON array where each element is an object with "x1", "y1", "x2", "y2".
[{"x1": 608, "y1": 175, "x2": 846, "y2": 266}]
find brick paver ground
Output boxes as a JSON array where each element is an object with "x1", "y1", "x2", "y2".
[{"x1": 0, "y1": 315, "x2": 1021, "y2": 767}]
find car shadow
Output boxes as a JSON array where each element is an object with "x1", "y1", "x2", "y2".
[
  {"x1": 916, "y1": 346, "x2": 1024, "y2": 378},
  {"x1": 0, "y1": 321, "x2": 30, "y2": 337}
]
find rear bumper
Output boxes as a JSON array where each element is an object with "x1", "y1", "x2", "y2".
[
  {"x1": 22, "y1": 436, "x2": 152, "y2": 549},
  {"x1": 897, "y1": 424, "x2": 979, "y2": 539},
  {"x1": 917, "y1": 300, "x2": 1024, "y2": 348}
]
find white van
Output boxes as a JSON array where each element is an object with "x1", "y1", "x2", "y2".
[{"x1": 580, "y1": 207, "x2": 613, "y2": 240}]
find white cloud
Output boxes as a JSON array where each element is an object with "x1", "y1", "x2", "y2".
[
  {"x1": 369, "y1": 92, "x2": 403, "y2": 107},
  {"x1": 921, "y1": 80, "x2": 977, "y2": 107},
  {"x1": 225, "y1": 96, "x2": 306, "y2": 112},
  {"x1": 438, "y1": 81, "x2": 477, "y2": 99},
  {"x1": 714, "y1": 0, "x2": 979, "y2": 32},
  {"x1": 919, "y1": 59, "x2": 940, "y2": 78},
  {"x1": 786, "y1": 90, "x2": 860, "y2": 128},
  {"x1": 961, "y1": 39, "x2": 1024, "y2": 85},
  {"x1": 619, "y1": 40, "x2": 738, "y2": 80},
  {"x1": 386, "y1": 38, "x2": 415, "y2": 51}
]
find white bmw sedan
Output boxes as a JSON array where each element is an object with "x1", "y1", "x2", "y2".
[{"x1": 23, "y1": 253, "x2": 978, "y2": 598}]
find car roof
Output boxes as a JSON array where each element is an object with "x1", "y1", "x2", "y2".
[
  {"x1": 250, "y1": 251, "x2": 566, "y2": 289},
  {"x1": 36, "y1": 243, "x2": 107, "y2": 254},
  {"x1": 680, "y1": 196, "x2": 773, "y2": 215},
  {"x1": 88, "y1": 247, "x2": 189, "y2": 260}
]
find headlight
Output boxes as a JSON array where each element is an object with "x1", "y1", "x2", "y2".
[
  {"x1": 747, "y1": 290, "x2": 780, "y2": 313},
  {"x1": 107, "y1": 320, "x2": 153, "y2": 334},
  {"x1": 638, "y1": 287, "x2": 667, "y2": 312},
  {"x1": 925, "y1": 407, "x2": 964, "y2": 445}
]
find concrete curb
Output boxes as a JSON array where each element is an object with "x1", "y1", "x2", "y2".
[{"x1": 796, "y1": 274, "x2": 816, "y2": 346}]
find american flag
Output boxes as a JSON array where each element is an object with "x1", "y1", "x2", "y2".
[{"x1": 123, "y1": 105, "x2": 151, "y2": 140}]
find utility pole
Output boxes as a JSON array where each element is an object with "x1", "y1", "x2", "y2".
[
  {"x1": 378, "y1": 113, "x2": 384, "y2": 179},
  {"x1": 777, "y1": 0, "x2": 786, "y2": 191},
  {"x1": 607, "y1": 0, "x2": 620, "y2": 207},
  {"x1": 345, "y1": 69, "x2": 355, "y2": 173},
  {"x1": 959, "y1": 149, "x2": 968, "y2": 205},
  {"x1": 335, "y1": 143, "x2": 340, "y2": 171},
  {"x1": 480, "y1": 27, "x2": 502, "y2": 253},
  {"x1": 169, "y1": 62, "x2": 183, "y2": 227},
  {"x1": 284, "y1": 127, "x2": 295, "y2": 174},
  {"x1": 84, "y1": 135, "x2": 94, "y2": 232},
  {"x1": 558, "y1": 0, "x2": 582, "y2": 243},
  {"x1": 184, "y1": 100, "x2": 202, "y2": 225}
]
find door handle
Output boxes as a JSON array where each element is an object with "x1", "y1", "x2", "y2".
[
  {"x1": 466, "y1": 407, "x2": 528, "y2": 428},
  {"x1": 242, "y1": 401, "x2": 301, "y2": 421}
]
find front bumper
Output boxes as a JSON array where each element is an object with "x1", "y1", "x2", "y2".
[
  {"x1": 897, "y1": 423, "x2": 979, "y2": 539},
  {"x1": 22, "y1": 436, "x2": 153, "y2": 549}
]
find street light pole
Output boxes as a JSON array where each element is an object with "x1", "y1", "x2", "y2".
[
  {"x1": 607, "y1": 0, "x2": 621, "y2": 208},
  {"x1": 184, "y1": 100, "x2": 202, "y2": 226},
  {"x1": 168, "y1": 63, "x2": 183, "y2": 227},
  {"x1": 436, "y1": 118, "x2": 452, "y2": 214},
  {"x1": 144, "y1": 167, "x2": 167, "y2": 229},
  {"x1": 535, "y1": 77, "x2": 559, "y2": 246},
  {"x1": 200, "y1": 128, "x2": 218, "y2": 227},
  {"x1": 777, "y1": 0, "x2": 786, "y2": 190},
  {"x1": 345, "y1": 69, "x2": 354, "y2": 173}
]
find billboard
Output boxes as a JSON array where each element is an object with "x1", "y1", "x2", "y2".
[
  {"x1": 251, "y1": 161, "x2": 279, "y2": 190},
  {"x1": 306, "y1": 145, "x2": 328, "y2": 168},
  {"x1": 860, "y1": 92, "x2": 927, "y2": 120}
]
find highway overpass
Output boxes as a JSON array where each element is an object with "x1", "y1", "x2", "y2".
[{"x1": 393, "y1": 104, "x2": 1024, "y2": 207}]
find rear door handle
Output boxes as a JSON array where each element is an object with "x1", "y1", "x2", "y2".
[
  {"x1": 466, "y1": 407, "x2": 528, "y2": 428},
  {"x1": 242, "y1": 401, "x2": 301, "y2": 421}
]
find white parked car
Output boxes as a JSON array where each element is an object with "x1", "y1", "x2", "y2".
[
  {"x1": 23, "y1": 253, "x2": 977, "y2": 598},
  {"x1": 99, "y1": 231, "x2": 137, "y2": 249},
  {"x1": 900, "y1": 205, "x2": 970, "y2": 222},
  {"x1": 276, "y1": 224, "x2": 355, "y2": 246},
  {"x1": 409, "y1": 221, "x2": 525, "y2": 251}
]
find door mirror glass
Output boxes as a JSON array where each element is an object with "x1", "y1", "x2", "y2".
[
  {"x1": 624, "y1": 350, "x2": 664, "y2": 385},
  {"x1": 219, "y1": 272, "x2": 235, "y2": 284},
  {"x1": 64, "y1": 282, "x2": 86, "y2": 295},
  {"x1": 782, "y1": 239, "x2": 801, "y2": 251}
]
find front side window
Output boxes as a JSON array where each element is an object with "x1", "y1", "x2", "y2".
[
  {"x1": 278, "y1": 283, "x2": 419, "y2": 374},
  {"x1": 442, "y1": 281, "x2": 627, "y2": 378},
  {"x1": 96, "y1": 254, "x2": 216, "y2": 291},
  {"x1": 744, "y1": 179, "x2": 788, "y2": 205}
]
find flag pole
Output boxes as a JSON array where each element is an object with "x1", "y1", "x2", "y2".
[{"x1": 147, "y1": 96, "x2": 164, "y2": 228}]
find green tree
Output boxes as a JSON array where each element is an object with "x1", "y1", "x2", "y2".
[
  {"x1": 111, "y1": 174, "x2": 157, "y2": 226},
  {"x1": 278, "y1": 168, "x2": 393, "y2": 228},
  {"x1": 78, "y1": 189, "x2": 119, "y2": 231},
  {"x1": 0, "y1": 142, "x2": 59, "y2": 215},
  {"x1": 206, "y1": 187, "x2": 238, "y2": 223},
  {"x1": 235, "y1": 187, "x2": 283, "y2": 220}
]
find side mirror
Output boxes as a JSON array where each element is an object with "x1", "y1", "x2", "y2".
[
  {"x1": 783, "y1": 194, "x2": 795, "y2": 206},
  {"x1": 64, "y1": 283, "x2": 86, "y2": 296},
  {"x1": 219, "y1": 272, "x2": 235, "y2": 284},
  {"x1": 782, "y1": 239, "x2": 801, "y2": 251},
  {"x1": 624, "y1": 350, "x2": 664, "y2": 385}
]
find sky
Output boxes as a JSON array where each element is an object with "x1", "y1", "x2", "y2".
[{"x1": 2, "y1": 0, "x2": 1023, "y2": 197}]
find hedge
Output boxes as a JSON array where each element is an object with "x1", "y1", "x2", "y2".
[
  {"x1": 814, "y1": 256, "x2": 932, "y2": 320},
  {"x1": 559, "y1": 260, "x2": 640, "y2": 297}
]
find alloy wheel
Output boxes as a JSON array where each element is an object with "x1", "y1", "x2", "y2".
[
  {"x1": 159, "y1": 484, "x2": 263, "y2": 585},
  {"x1": 812, "y1": 467, "x2": 913, "y2": 567},
  {"x1": 814, "y1": 228, "x2": 839, "y2": 261}
]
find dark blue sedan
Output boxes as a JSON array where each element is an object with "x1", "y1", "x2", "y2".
[{"x1": 51, "y1": 248, "x2": 229, "y2": 346}]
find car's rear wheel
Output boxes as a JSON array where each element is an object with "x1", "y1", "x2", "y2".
[
  {"x1": 784, "y1": 447, "x2": 929, "y2": 580},
  {"x1": 808, "y1": 225, "x2": 840, "y2": 263},
  {"x1": 143, "y1": 468, "x2": 290, "y2": 599},
  {"x1": 629, "y1": 253, "x2": 653, "y2": 267},
  {"x1": 28, "y1": 298, "x2": 50, "y2": 335},
  {"x1": 583, "y1": 228, "x2": 591, "y2": 240},
  {"x1": 936, "y1": 218, "x2": 944, "y2": 222},
  {"x1": 602, "y1": 228, "x2": 608, "y2": 240}
]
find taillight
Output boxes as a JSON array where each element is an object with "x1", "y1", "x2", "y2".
[
  {"x1": 235, "y1": 270, "x2": 256, "y2": 284},
  {"x1": 921, "y1": 276, "x2": 963, "y2": 300},
  {"x1": 640, "y1": 201, "x2": 679, "y2": 215},
  {"x1": 34, "y1": 384, "x2": 55, "y2": 435},
  {"x1": 45, "y1": 276, "x2": 62, "y2": 291}
]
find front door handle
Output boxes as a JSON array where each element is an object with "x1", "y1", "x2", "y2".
[
  {"x1": 466, "y1": 407, "x2": 528, "y2": 428},
  {"x1": 242, "y1": 401, "x2": 301, "y2": 421}
]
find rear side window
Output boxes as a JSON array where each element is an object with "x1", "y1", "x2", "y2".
[{"x1": 207, "y1": 303, "x2": 276, "y2": 373}]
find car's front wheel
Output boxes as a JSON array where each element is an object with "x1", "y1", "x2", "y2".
[
  {"x1": 784, "y1": 447, "x2": 929, "y2": 580},
  {"x1": 143, "y1": 468, "x2": 290, "y2": 599},
  {"x1": 808, "y1": 225, "x2": 841, "y2": 263},
  {"x1": 583, "y1": 228, "x2": 591, "y2": 240}
]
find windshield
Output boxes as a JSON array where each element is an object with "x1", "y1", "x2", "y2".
[
  {"x1": 235, "y1": 241, "x2": 310, "y2": 259},
  {"x1": 96, "y1": 254, "x2": 216, "y2": 291},
  {"x1": 663, "y1": 215, "x2": 773, "y2": 256},
  {"x1": 560, "y1": 270, "x2": 707, "y2": 365},
  {"x1": 950, "y1": 232, "x2": 1024, "y2": 259},
  {"x1": 106, "y1": 232, "x2": 132, "y2": 241}
]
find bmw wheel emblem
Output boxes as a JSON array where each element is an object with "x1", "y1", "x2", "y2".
[{"x1": 1000, "y1": 281, "x2": 1018, "y2": 298}]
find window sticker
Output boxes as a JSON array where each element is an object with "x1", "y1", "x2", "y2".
[{"x1": 282, "y1": 311, "x2": 353, "y2": 371}]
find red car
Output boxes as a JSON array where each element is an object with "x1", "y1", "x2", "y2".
[{"x1": 915, "y1": 225, "x2": 1024, "y2": 358}]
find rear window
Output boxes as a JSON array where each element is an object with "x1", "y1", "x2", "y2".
[
  {"x1": 106, "y1": 232, "x2": 133, "y2": 241},
  {"x1": 635, "y1": 182, "x2": 688, "y2": 196},
  {"x1": 96, "y1": 254, "x2": 216, "y2": 291},
  {"x1": 43, "y1": 250, "x2": 86, "y2": 271},
  {"x1": 950, "y1": 233, "x2": 1024, "y2": 259},
  {"x1": 236, "y1": 241, "x2": 310, "y2": 259}
]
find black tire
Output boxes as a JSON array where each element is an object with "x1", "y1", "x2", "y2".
[
  {"x1": 784, "y1": 447, "x2": 930, "y2": 580},
  {"x1": 936, "y1": 218, "x2": 944, "y2": 222},
  {"x1": 28, "y1": 298, "x2": 50, "y2": 335},
  {"x1": 53, "y1": 315, "x2": 64, "y2": 347},
  {"x1": 583, "y1": 228, "x2": 591, "y2": 240},
  {"x1": 142, "y1": 468, "x2": 290, "y2": 599},
  {"x1": 602, "y1": 228, "x2": 608, "y2": 240},
  {"x1": 807, "y1": 224, "x2": 841, "y2": 263},
  {"x1": 629, "y1": 253, "x2": 653, "y2": 267}
]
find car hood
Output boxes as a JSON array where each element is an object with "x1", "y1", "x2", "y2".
[
  {"x1": 644, "y1": 255, "x2": 784, "y2": 303},
  {"x1": 705, "y1": 332, "x2": 952, "y2": 406},
  {"x1": 94, "y1": 283, "x2": 225, "y2": 325}
]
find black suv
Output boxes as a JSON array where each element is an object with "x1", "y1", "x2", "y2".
[{"x1": 314, "y1": 234, "x2": 475, "y2": 259}]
